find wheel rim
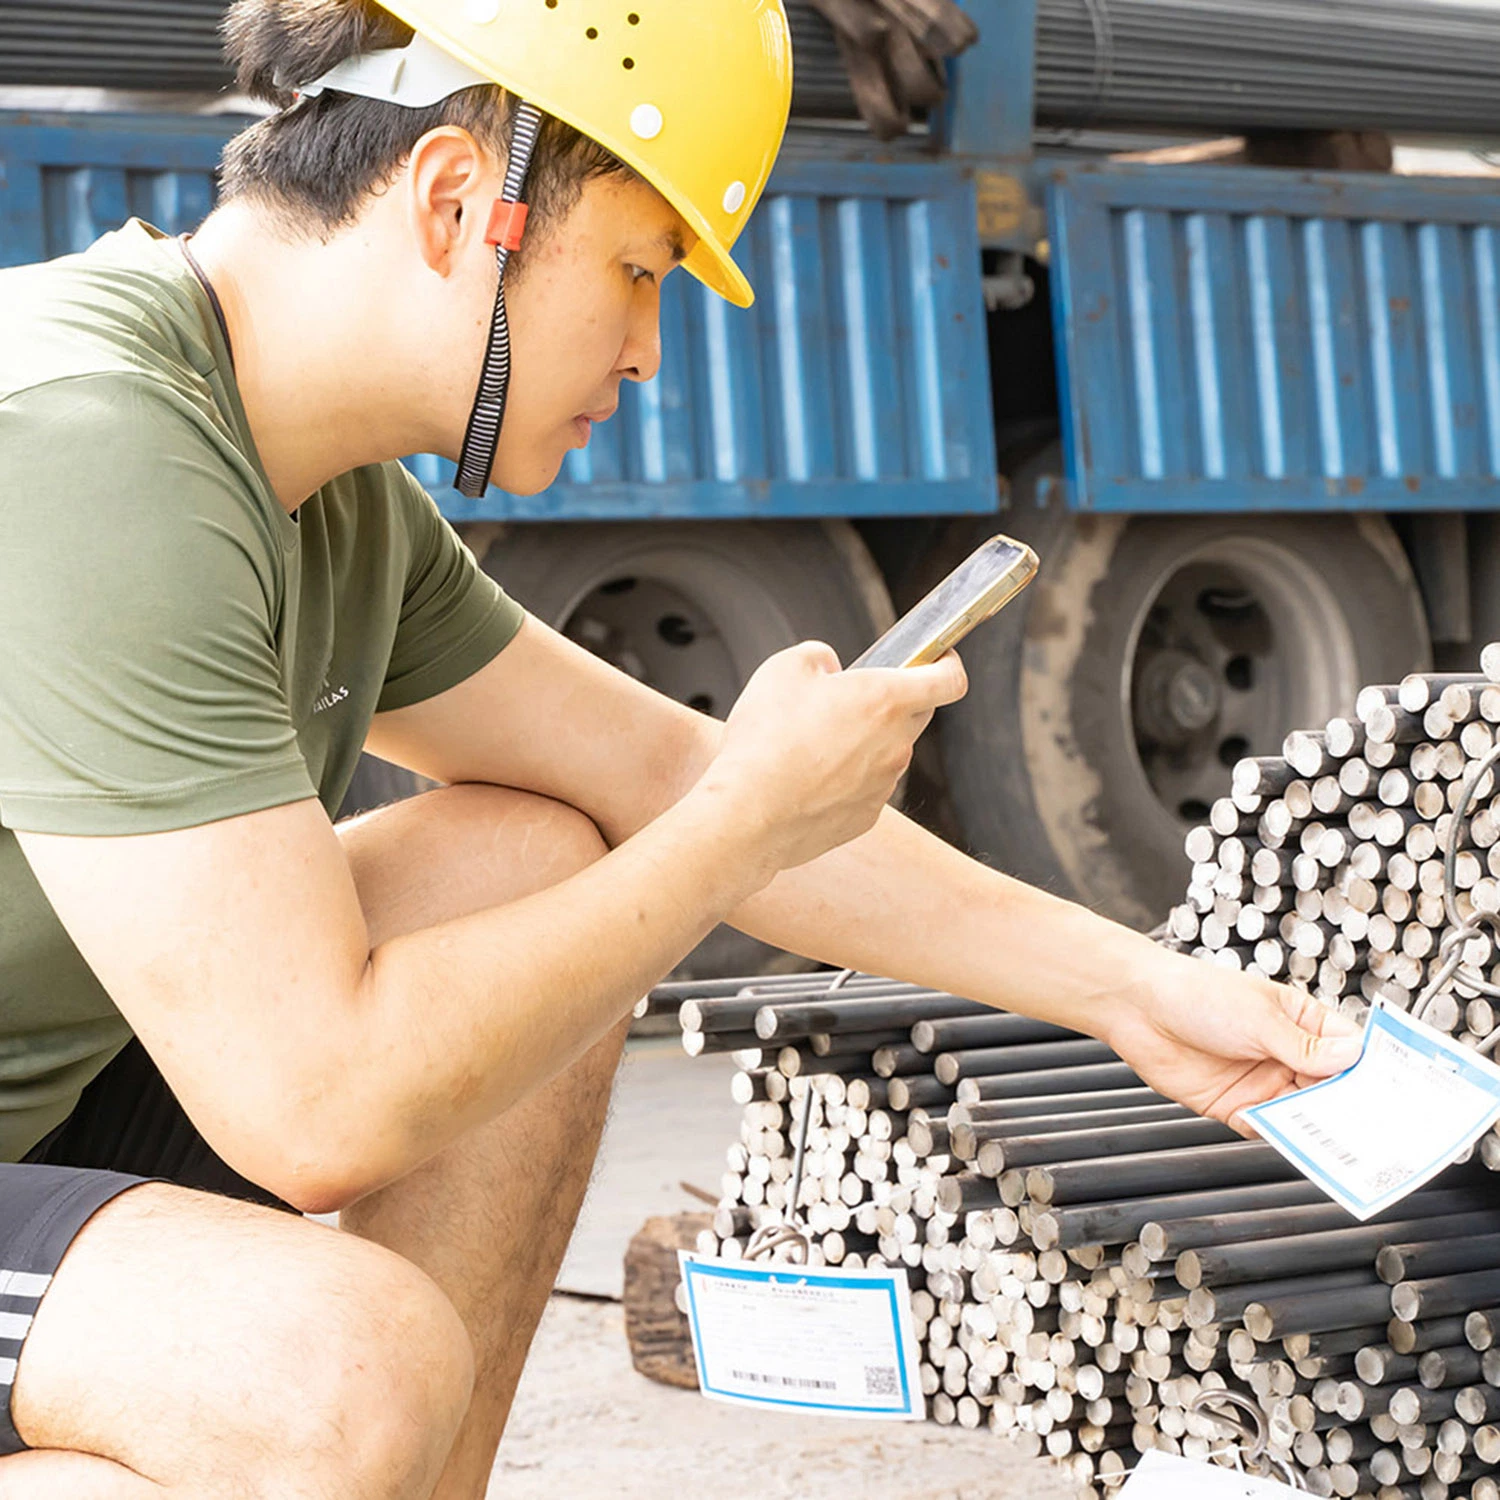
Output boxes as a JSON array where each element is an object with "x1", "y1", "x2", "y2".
[
  {"x1": 1122, "y1": 535, "x2": 1363, "y2": 832},
  {"x1": 564, "y1": 573, "x2": 743, "y2": 717}
]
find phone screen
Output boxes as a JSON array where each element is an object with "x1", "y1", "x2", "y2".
[{"x1": 849, "y1": 536, "x2": 1038, "y2": 671}]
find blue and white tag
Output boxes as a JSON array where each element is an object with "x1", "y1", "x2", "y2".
[
  {"x1": 1244, "y1": 1003, "x2": 1500, "y2": 1221},
  {"x1": 677, "y1": 1253, "x2": 924, "y2": 1420}
]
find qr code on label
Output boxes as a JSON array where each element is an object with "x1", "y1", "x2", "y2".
[
  {"x1": 1368, "y1": 1164, "x2": 1409, "y2": 1195},
  {"x1": 865, "y1": 1365, "x2": 900, "y2": 1397}
]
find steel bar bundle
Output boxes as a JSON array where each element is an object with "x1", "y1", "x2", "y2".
[
  {"x1": 789, "y1": 0, "x2": 1500, "y2": 136},
  {"x1": 1034, "y1": 0, "x2": 1500, "y2": 136},
  {"x1": 0, "y1": 0, "x2": 890, "y2": 124},
  {"x1": 0, "y1": 2, "x2": 235, "y2": 91},
  {"x1": 660, "y1": 643, "x2": 1500, "y2": 1494},
  {"x1": 662, "y1": 963, "x2": 1500, "y2": 1495}
]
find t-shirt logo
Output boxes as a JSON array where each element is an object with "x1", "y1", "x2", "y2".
[{"x1": 312, "y1": 679, "x2": 350, "y2": 716}]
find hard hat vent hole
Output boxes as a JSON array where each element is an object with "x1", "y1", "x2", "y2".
[
  {"x1": 545, "y1": 0, "x2": 557, "y2": 8},
  {"x1": 622, "y1": 56, "x2": 635, "y2": 68},
  {"x1": 627, "y1": 11, "x2": 640, "y2": 20},
  {"x1": 586, "y1": 25, "x2": 598, "y2": 36}
]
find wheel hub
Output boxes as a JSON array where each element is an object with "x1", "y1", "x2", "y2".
[
  {"x1": 1134, "y1": 650, "x2": 1222, "y2": 744},
  {"x1": 563, "y1": 575, "x2": 743, "y2": 718},
  {"x1": 1124, "y1": 541, "x2": 1361, "y2": 828}
]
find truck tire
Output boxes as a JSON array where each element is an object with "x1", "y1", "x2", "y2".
[
  {"x1": 925, "y1": 458, "x2": 1431, "y2": 929},
  {"x1": 479, "y1": 519, "x2": 894, "y2": 713},
  {"x1": 478, "y1": 519, "x2": 896, "y2": 977}
]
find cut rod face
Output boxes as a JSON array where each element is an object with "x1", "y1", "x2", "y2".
[
  {"x1": 979, "y1": 1116, "x2": 1236, "y2": 1177},
  {"x1": 1177, "y1": 1211, "x2": 1500, "y2": 1290},
  {"x1": 911, "y1": 1013, "x2": 1077, "y2": 1052},
  {"x1": 1418, "y1": 1344, "x2": 1483, "y2": 1389},
  {"x1": 1391, "y1": 1269, "x2": 1500, "y2": 1323},
  {"x1": 950, "y1": 1087, "x2": 1164, "y2": 1122},
  {"x1": 754, "y1": 992, "x2": 987, "y2": 1040},
  {"x1": 1029, "y1": 1180, "x2": 1328, "y2": 1250},
  {"x1": 1243, "y1": 1283, "x2": 1398, "y2": 1341},
  {"x1": 934, "y1": 1038, "x2": 1116, "y2": 1085},
  {"x1": 957, "y1": 1062, "x2": 1141, "y2": 1102},
  {"x1": 1388, "y1": 1316, "x2": 1470, "y2": 1356},
  {"x1": 1138, "y1": 1188, "x2": 1496, "y2": 1261},
  {"x1": 1027, "y1": 1141, "x2": 1298, "y2": 1207},
  {"x1": 1190, "y1": 1268, "x2": 1379, "y2": 1330},
  {"x1": 957, "y1": 1102, "x2": 1189, "y2": 1143},
  {"x1": 1376, "y1": 1232, "x2": 1500, "y2": 1286}
]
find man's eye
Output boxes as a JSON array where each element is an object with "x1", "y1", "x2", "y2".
[{"x1": 629, "y1": 265, "x2": 657, "y2": 285}]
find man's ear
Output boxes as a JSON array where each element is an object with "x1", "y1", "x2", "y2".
[{"x1": 406, "y1": 125, "x2": 496, "y2": 274}]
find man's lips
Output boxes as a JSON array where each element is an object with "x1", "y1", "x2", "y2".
[{"x1": 573, "y1": 405, "x2": 618, "y2": 445}]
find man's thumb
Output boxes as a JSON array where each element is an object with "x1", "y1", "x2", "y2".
[{"x1": 1266, "y1": 1012, "x2": 1362, "y2": 1078}]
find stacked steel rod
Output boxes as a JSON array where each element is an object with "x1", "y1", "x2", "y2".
[
  {"x1": 1034, "y1": 0, "x2": 1500, "y2": 136},
  {"x1": 786, "y1": 0, "x2": 1500, "y2": 136},
  {"x1": 20, "y1": 0, "x2": 1500, "y2": 141},
  {"x1": 1159, "y1": 650, "x2": 1500, "y2": 1118},
  {"x1": 659, "y1": 647, "x2": 1500, "y2": 1495}
]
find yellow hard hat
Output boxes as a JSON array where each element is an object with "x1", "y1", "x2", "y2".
[{"x1": 377, "y1": 0, "x2": 793, "y2": 308}]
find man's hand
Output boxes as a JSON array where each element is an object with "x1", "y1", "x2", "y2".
[
  {"x1": 1103, "y1": 949, "x2": 1365, "y2": 1132},
  {"x1": 695, "y1": 641, "x2": 968, "y2": 875}
]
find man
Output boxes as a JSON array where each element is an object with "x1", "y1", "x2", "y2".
[{"x1": 0, "y1": 0, "x2": 1358, "y2": 1494}]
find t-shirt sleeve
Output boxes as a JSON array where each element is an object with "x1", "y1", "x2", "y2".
[
  {"x1": 0, "y1": 376, "x2": 317, "y2": 836},
  {"x1": 375, "y1": 467, "x2": 526, "y2": 714}
]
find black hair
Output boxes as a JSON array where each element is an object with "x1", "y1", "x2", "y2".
[{"x1": 218, "y1": 0, "x2": 631, "y2": 245}]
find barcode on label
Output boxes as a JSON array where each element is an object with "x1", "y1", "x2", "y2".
[
  {"x1": 1283, "y1": 1109, "x2": 1360, "y2": 1169},
  {"x1": 729, "y1": 1370, "x2": 836, "y2": 1391},
  {"x1": 865, "y1": 1365, "x2": 900, "y2": 1396}
]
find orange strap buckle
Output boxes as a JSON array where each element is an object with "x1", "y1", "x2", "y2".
[{"x1": 485, "y1": 200, "x2": 530, "y2": 252}]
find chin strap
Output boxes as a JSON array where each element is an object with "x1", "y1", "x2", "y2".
[{"x1": 455, "y1": 101, "x2": 544, "y2": 499}]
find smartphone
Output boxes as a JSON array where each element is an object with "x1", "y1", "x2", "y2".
[{"x1": 849, "y1": 534, "x2": 1039, "y2": 670}]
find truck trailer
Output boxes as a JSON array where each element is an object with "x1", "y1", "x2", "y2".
[{"x1": 5, "y1": 0, "x2": 1500, "y2": 967}]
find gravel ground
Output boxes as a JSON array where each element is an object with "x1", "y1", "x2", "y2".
[{"x1": 490, "y1": 1294, "x2": 1088, "y2": 1500}]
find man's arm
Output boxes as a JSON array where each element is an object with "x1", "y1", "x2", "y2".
[
  {"x1": 369, "y1": 616, "x2": 1363, "y2": 1125},
  {"x1": 18, "y1": 641, "x2": 964, "y2": 1213}
]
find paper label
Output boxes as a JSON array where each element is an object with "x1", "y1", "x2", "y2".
[
  {"x1": 1119, "y1": 1451, "x2": 1298, "y2": 1496},
  {"x1": 1243, "y1": 1002, "x2": 1500, "y2": 1220},
  {"x1": 677, "y1": 1252, "x2": 924, "y2": 1419}
]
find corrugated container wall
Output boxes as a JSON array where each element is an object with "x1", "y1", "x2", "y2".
[
  {"x1": 1048, "y1": 161, "x2": 1500, "y2": 513},
  {"x1": 0, "y1": 113, "x2": 998, "y2": 521}
]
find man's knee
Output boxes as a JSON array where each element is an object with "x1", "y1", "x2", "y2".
[
  {"x1": 340, "y1": 781, "x2": 609, "y2": 942},
  {"x1": 12, "y1": 1186, "x2": 474, "y2": 1499},
  {"x1": 286, "y1": 1238, "x2": 476, "y2": 1497}
]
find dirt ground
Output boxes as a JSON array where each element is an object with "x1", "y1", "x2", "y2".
[
  {"x1": 491, "y1": 1294, "x2": 1087, "y2": 1500},
  {"x1": 483, "y1": 1038, "x2": 1088, "y2": 1499}
]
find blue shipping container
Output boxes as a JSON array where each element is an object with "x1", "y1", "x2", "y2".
[
  {"x1": 1048, "y1": 160, "x2": 1500, "y2": 513},
  {"x1": 0, "y1": 111, "x2": 999, "y2": 522}
]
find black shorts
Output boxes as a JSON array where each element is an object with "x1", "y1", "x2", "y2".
[{"x1": 0, "y1": 1038, "x2": 294, "y2": 1455}]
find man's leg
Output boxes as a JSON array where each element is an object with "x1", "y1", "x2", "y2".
[
  {"x1": 335, "y1": 783, "x2": 632, "y2": 1500},
  {"x1": 2, "y1": 1183, "x2": 474, "y2": 1497}
]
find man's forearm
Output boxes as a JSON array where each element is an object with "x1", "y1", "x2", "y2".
[
  {"x1": 303, "y1": 786, "x2": 774, "y2": 1206},
  {"x1": 728, "y1": 805, "x2": 1165, "y2": 1042}
]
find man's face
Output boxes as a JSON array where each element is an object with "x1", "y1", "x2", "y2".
[{"x1": 488, "y1": 174, "x2": 691, "y2": 495}]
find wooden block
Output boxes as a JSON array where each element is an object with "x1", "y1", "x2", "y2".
[{"x1": 623, "y1": 1212, "x2": 714, "y2": 1390}]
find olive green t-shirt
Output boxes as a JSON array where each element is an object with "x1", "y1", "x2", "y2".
[{"x1": 0, "y1": 220, "x2": 525, "y2": 1161}]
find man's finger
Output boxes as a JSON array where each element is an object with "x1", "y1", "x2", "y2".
[
  {"x1": 1262, "y1": 1006, "x2": 1362, "y2": 1078},
  {"x1": 1279, "y1": 982, "x2": 1361, "y2": 1040},
  {"x1": 875, "y1": 652, "x2": 968, "y2": 709}
]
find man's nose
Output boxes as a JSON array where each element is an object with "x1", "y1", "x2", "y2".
[{"x1": 619, "y1": 300, "x2": 663, "y2": 385}]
